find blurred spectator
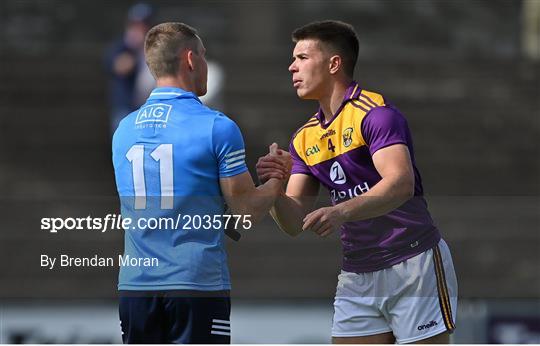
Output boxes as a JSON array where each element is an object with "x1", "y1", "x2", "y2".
[
  {"x1": 104, "y1": 3, "x2": 156, "y2": 133},
  {"x1": 522, "y1": 0, "x2": 540, "y2": 61}
]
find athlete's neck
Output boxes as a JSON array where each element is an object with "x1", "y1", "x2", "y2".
[
  {"x1": 156, "y1": 76, "x2": 196, "y2": 94},
  {"x1": 319, "y1": 78, "x2": 352, "y2": 124}
]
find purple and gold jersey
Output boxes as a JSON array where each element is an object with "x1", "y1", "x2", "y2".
[{"x1": 290, "y1": 82, "x2": 440, "y2": 273}]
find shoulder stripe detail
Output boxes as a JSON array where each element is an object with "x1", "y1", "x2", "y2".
[
  {"x1": 226, "y1": 160, "x2": 245, "y2": 169},
  {"x1": 299, "y1": 123, "x2": 319, "y2": 131},
  {"x1": 292, "y1": 122, "x2": 320, "y2": 139},
  {"x1": 351, "y1": 85, "x2": 362, "y2": 99},
  {"x1": 304, "y1": 114, "x2": 319, "y2": 125},
  {"x1": 359, "y1": 93, "x2": 381, "y2": 108},
  {"x1": 351, "y1": 100, "x2": 371, "y2": 113},
  {"x1": 350, "y1": 84, "x2": 360, "y2": 98},
  {"x1": 225, "y1": 149, "x2": 245, "y2": 158},
  {"x1": 225, "y1": 154, "x2": 245, "y2": 164},
  {"x1": 292, "y1": 113, "x2": 321, "y2": 139},
  {"x1": 356, "y1": 98, "x2": 375, "y2": 110}
]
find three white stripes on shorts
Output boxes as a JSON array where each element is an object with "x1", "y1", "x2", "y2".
[{"x1": 211, "y1": 319, "x2": 231, "y2": 336}]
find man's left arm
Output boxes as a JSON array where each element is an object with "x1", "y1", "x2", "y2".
[
  {"x1": 341, "y1": 143, "x2": 414, "y2": 214},
  {"x1": 303, "y1": 145, "x2": 415, "y2": 237}
]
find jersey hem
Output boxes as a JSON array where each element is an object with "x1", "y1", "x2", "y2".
[
  {"x1": 118, "y1": 283, "x2": 231, "y2": 291},
  {"x1": 342, "y1": 231, "x2": 441, "y2": 273},
  {"x1": 219, "y1": 166, "x2": 248, "y2": 178},
  {"x1": 369, "y1": 139, "x2": 408, "y2": 156},
  {"x1": 290, "y1": 170, "x2": 314, "y2": 176}
]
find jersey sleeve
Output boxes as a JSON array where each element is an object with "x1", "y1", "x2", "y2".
[
  {"x1": 361, "y1": 106, "x2": 410, "y2": 156},
  {"x1": 212, "y1": 115, "x2": 249, "y2": 178},
  {"x1": 289, "y1": 140, "x2": 312, "y2": 176}
]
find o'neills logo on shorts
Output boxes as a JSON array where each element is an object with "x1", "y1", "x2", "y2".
[{"x1": 417, "y1": 320, "x2": 438, "y2": 331}]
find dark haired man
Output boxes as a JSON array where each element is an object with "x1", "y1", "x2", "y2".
[
  {"x1": 257, "y1": 20, "x2": 458, "y2": 344},
  {"x1": 113, "y1": 22, "x2": 288, "y2": 344}
]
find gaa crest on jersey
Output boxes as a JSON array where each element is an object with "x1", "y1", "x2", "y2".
[
  {"x1": 136, "y1": 103, "x2": 172, "y2": 125},
  {"x1": 343, "y1": 127, "x2": 353, "y2": 147},
  {"x1": 330, "y1": 161, "x2": 347, "y2": 185},
  {"x1": 306, "y1": 144, "x2": 321, "y2": 157}
]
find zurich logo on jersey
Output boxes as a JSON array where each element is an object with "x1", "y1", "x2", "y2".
[
  {"x1": 136, "y1": 103, "x2": 172, "y2": 124},
  {"x1": 330, "y1": 161, "x2": 347, "y2": 185}
]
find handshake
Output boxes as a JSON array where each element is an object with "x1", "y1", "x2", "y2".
[
  {"x1": 255, "y1": 143, "x2": 293, "y2": 184},
  {"x1": 254, "y1": 143, "x2": 345, "y2": 238}
]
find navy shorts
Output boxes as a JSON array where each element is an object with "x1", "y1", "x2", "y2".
[{"x1": 119, "y1": 290, "x2": 231, "y2": 344}]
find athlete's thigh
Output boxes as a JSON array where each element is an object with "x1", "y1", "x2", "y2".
[
  {"x1": 386, "y1": 239, "x2": 458, "y2": 344},
  {"x1": 163, "y1": 294, "x2": 231, "y2": 344},
  {"x1": 332, "y1": 271, "x2": 393, "y2": 339},
  {"x1": 191, "y1": 296, "x2": 231, "y2": 344},
  {"x1": 119, "y1": 293, "x2": 166, "y2": 343},
  {"x1": 411, "y1": 331, "x2": 450, "y2": 344},
  {"x1": 333, "y1": 331, "x2": 396, "y2": 344}
]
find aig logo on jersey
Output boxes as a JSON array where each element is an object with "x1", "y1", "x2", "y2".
[
  {"x1": 136, "y1": 103, "x2": 172, "y2": 126},
  {"x1": 343, "y1": 127, "x2": 353, "y2": 147},
  {"x1": 330, "y1": 161, "x2": 347, "y2": 185}
]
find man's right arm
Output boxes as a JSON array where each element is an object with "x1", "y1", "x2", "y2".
[
  {"x1": 270, "y1": 173, "x2": 320, "y2": 237},
  {"x1": 219, "y1": 172, "x2": 283, "y2": 224},
  {"x1": 256, "y1": 141, "x2": 320, "y2": 237}
]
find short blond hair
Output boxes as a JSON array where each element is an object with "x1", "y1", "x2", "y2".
[{"x1": 144, "y1": 22, "x2": 199, "y2": 79}]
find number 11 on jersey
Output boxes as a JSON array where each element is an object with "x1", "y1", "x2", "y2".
[{"x1": 126, "y1": 144, "x2": 174, "y2": 210}]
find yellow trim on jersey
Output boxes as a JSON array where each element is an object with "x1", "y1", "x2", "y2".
[
  {"x1": 292, "y1": 89, "x2": 385, "y2": 167},
  {"x1": 350, "y1": 83, "x2": 360, "y2": 98}
]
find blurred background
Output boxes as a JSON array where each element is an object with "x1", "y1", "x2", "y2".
[{"x1": 0, "y1": 0, "x2": 539, "y2": 343}]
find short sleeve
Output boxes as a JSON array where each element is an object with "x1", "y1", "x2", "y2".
[
  {"x1": 289, "y1": 140, "x2": 312, "y2": 176},
  {"x1": 361, "y1": 106, "x2": 410, "y2": 156},
  {"x1": 212, "y1": 115, "x2": 249, "y2": 177}
]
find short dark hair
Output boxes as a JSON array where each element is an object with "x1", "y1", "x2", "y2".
[
  {"x1": 144, "y1": 22, "x2": 199, "y2": 79},
  {"x1": 292, "y1": 20, "x2": 359, "y2": 78}
]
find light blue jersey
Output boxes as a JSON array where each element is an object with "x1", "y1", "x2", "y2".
[{"x1": 112, "y1": 87, "x2": 247, "y2": 291}]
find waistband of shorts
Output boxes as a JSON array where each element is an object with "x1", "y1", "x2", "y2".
[{"x1": 119, "y1": 289, "x2": 230, "y2": 298}]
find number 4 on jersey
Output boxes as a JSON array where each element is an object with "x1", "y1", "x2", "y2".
[
  {"x1": 328, "y1": 138, "x2": 336, "y2": 152},
  {"x1": 126, "y1": 144, "x2": 174, "y2": 210}
]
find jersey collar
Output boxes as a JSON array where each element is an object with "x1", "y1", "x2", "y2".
[
  {"x1": 316, "y1": 81, "x2": 361, "y2": 128},
  {"x1": 147, "y1": 87, "x2": 202, "y2": 103}
]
